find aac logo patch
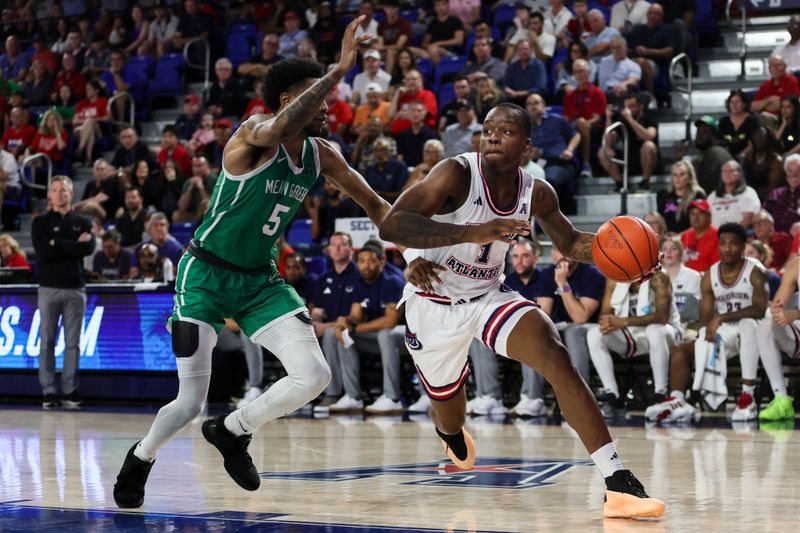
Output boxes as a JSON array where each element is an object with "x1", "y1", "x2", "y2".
[
  {"x1": 404, "y1": 325, "x2": 423, "y2": 350},
  {"x1": 260, "y1": 457, "x2": 593, "y2": 489}
]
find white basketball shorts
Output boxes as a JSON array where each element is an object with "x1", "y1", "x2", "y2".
[{"x1": 402, "y1": 285, "x2": 538, "y2": 401}]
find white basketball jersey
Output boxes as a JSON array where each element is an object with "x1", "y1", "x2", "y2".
[
  {"x1": 408, "y1": 152, "x2": 537, "y2": 300},
  {"x1": 710, "y1": 257, "x2": 759, "y2": 315}
]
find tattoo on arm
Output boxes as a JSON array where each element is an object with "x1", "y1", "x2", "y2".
[
  {"x1": 567, "y1": 232, "x2": 595, "y2": 263},
  {"x1": 383, "y1": 211, "x2": 468, "y2": 248},
  {"x1": 247, "y1": 70, "x2": 343, "y2": 144},
  {"x1": 532, "y1": 182, "x2": 594, "y2": 263},
  {"x1": 624, "y1": 275, "x2": 671, "y2": 327}
]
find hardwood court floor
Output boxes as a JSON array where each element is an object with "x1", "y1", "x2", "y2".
[{"x1": 0, "y1": 407, "x2": 797, "y2": 532}]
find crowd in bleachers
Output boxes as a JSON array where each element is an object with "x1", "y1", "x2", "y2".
[{"x1": 3, "y1": 1, "x2": 800, "y2": 420}]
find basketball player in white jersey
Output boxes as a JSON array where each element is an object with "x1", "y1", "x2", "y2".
[
  {"x1": 647, "y1": 223, "x2": 768, "y2": 423},
  {"x1": 380, "y1": 103, "x2": 665, "y2": 519},
  {"x1": 587, "y1": 270, "x2": 682, "y2": 416},
  {"x1": 755, "y1": 257, "x2": 799, "y2": 421}
]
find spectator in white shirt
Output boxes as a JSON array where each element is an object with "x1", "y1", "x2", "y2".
[
  {"x1": 773, "y1": 15, "x2": 800, "y2": 74},
  {"x1": 610, "y1": 0, "x2": 651, "y2": 34},
  {"x1": 352, "y1": 50, "x2": 392, "y2": 106},
  {"x1": 543, "y1": 0, "x2": 572, "y2": 40},
  {"x1": 708, "y1": 160, "x2": 761, "y2": 229}
]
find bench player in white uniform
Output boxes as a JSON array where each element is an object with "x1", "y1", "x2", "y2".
[
  {"x1": 646, "y1": 224, "x2": 768, "y2": 423},
  {"x1": 755, "y1": 256, "x2": 799, "y2": 421},
  {"x1": 587, "y1": 270, "x2": 682, "y2": 416},
  {"x1": 381, "y1": 103, "x2": 664, "y2": 519}
]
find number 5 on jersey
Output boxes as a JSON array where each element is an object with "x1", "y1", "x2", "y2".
[{"x1": 263, "y1": 203, "x2": 291, "y2": 236}]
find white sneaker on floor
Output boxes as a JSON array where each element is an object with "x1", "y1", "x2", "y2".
[
  {"x1": 644, "y1": 395, "x2": 696, "y2": 423},
  {"x1": 366, "y1": 395, "x2": 404, "y2": 414},
  {"x1": 329, "y1": 394, "x2": 364, "y2": 413},
  {"x1": 407, "y1": 395, "x2": 431, "y2": 413},
  {"x1": 731, "y1": 392, "x2": 757, "y2": 421},
  {"x1": 470, "y1": 395, "x2": 505, "y2": 416},
  {"x1": 511, "y1": 396, "x2": 547, "y2": 417},
  {"x1": 236, "y1": 387, "x2": 262, "y2": 409}
]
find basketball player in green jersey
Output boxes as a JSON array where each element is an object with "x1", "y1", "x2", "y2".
[{"x1": 113, "y1": 17, "x2": 390, "y2": 508}]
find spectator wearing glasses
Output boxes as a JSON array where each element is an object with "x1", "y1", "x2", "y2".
[
  {"x1": 206, "y1": 58, "x2": 247, "y2": 119},
  {"x1": 238, "y1": 33, "x2": 283, "y2": 82}
]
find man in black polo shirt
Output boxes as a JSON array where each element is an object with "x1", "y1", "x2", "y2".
[
  {"x1": 110, "y1": 127, "x2": 156, "y2": 175},
  {"x1": 31, "y1": 176, "x2": 95, "y2": 410}
]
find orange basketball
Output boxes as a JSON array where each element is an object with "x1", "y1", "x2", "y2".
[{"x1": 592, "y1": 215, "x2": 660, "y2": 283}]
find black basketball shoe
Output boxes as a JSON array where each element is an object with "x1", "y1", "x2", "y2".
[
  {"x1": 201, "y1": 415, "x2": 260, "y2": 491},
  {"x1": 113, "y1": 442, "x2": 154, "y2": 508},
  {"x1": 603, "y1": 469, "x2": 665, "y2": 518}
]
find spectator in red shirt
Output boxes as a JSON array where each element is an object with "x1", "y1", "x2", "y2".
[
  {"x1": 31, "y1": 34, "x2": 57, "y2": 74},
  {"x1": 1, "y1": 106, "x2": 36, "y2": 160},
  {"x1": 376, "y1": 0, "x2": 413, "y2": 74},
  {"x1": 389, "y1": 69, "x2": 438, "y2": 135},
  {"x1": 752, "y1": 55, "x2": 800, "y2": 128},
  {"x1": 25, "y1": 109, "x2": 68, "y2": 167},
  {"x1": 567, "y1": 0, "x2": 591, "y2": 41},
  {"x1": 0, "y1": 234, "x2": 31, "y2": 270},
  {"x1": 73, "y1": 80, "x2": 109, "y2": 164},
  {"x1": 242, "y1": 79, "x2": 268, "y2": 120},
  {"x1": 563, "y1": 58, "x2": 606, "y2": 177},
  {"x1": 50, "y1": 53, "x2": 87, "y2": 102},
  {"x1": 751, "y1": 209, "x2": 791, "y2": 271},
  {"x1": 681, "y1": 199, "x2": 720, "y2": 273},
  {"x1": 158, "y1": 124, "x2": 192, "y2": 176},
  {"x1": 325, "y1": 84, "x2": 354, "y2": 140}
]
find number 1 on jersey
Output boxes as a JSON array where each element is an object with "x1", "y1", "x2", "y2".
[
  {"x1": 262, "y1": 203, "x2": 291, "y2": 236},
  {"x1": 476, "y1": 243, "x2": 492, "y2": 264}
]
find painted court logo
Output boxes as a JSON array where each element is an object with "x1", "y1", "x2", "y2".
[{"x1": 261, "y1": 457, "x2": 592, "y2": 489}]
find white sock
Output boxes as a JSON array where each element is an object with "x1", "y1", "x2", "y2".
[
  {"x1": 225, "y1": 409, "x2": 253, "y2": 436},
  {"x1": 742, "y1": 383, "x2": 755, "y2": 396},
  {"x1": 670, "y1": 390, "x2": 685, "y2": 402},
  {"x1": 134, "y1": 441, "x2": 155, "y2": 463},
  {"x1": 590, "y1": 441, "x2": 625, "y2": 479}
]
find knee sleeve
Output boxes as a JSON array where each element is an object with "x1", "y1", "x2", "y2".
[{"x1": 254, "y1": 312, "x2": 331, "y2": 393}]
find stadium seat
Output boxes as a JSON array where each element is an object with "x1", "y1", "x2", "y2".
[
  {"x1": 150, "y1": 53, "x2": 185, "y2": 98},
  {"x1": 434, "y1": 55, "x2": 467, "y2": 93},
  {"x1": 305, "y1": 255, "x2": 328, "y2": 278},
  {"x1": 492, "y1": 4, "x2": 516, "y2": 31},
  {"x1": 226, "y1": 23, "x2": 256, "y2": 67},
  {"x1": 287, "y1": 218, "x2": 313, "y2": 247},
  {"x1": 416, "y1": 57, "x2": 434, "y2": 85},
  {"x1": 438, "y1": 82, "x2": 455, "y2": 109},
  {"x1": 171, "y1": 222, "x2": 196, "y2": 245}
]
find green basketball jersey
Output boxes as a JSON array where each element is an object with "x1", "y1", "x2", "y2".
[{"x1": 193, "y1": 137, "x2": 320, "y2": 269}]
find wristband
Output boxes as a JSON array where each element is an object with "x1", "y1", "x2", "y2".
[
  {"x1": 556, "y1": 283, "x2": 571, "y2": 295},
  {"x1": 402, "y1": 248, "x2": 423, "y2": 265}
]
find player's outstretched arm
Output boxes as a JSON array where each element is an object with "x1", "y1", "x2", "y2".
[
  {"x1": 317, "y1": 138, "x2": 392, "y2": 228},
  {"x1": 380, "y1": 158, "x2": 531, "y2": 248},
  {"x1": 531, "y1": 180, "x2": 594, "y2": 263},
  {"x1": 239, "y1": 16, "x2": 370, "y2": 148}
]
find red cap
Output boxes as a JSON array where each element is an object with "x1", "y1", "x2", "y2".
[
  {"x1": 284, "y1": 11, "x2": 299, "y2": 22},
  {"x1": 184, "y1": 94, "x2": 200, "y2": 105},
  {"x1": 214, "y1": 118, "x2": 233, "y2": 129},
  {"x1": 689, "y1": 199, "x2": 711, "y2": 213}
]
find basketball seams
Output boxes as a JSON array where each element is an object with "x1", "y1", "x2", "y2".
[
  {"x1": 630, "y1": 216, "x2": 657, "y2": 269},
  {"x1": 608, "y1": 219, "x2": 645, "y2": 279},
  {"x1": 595, "y1": 239, "x2": 633, "y2": 282}
]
